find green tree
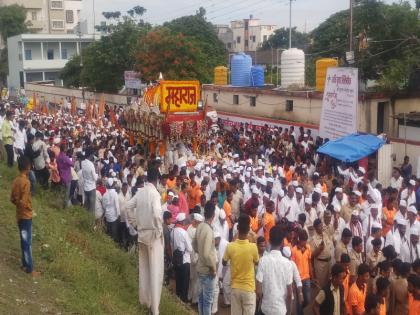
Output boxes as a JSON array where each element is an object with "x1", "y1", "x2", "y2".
[
  {"x1": 136, "y1": 27, "x2": 205, "y2": 81},
  {"x1": 162, "y1": 9, "x2": 227, "y2": 83},
  {"x1": 61, "y1": 7, "x2": 150, "y2": 92},
  {"x1": 309, "y1": 0, "x2": 420, "y2": 91},
  {"x1": 0, "y1": 4, "x2": 28, "y2": 86},
  {"x1": 261, "y1": 27, "x2": 310, "y2": 50}
]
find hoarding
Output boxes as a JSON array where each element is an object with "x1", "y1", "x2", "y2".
[
  {"x1": 160, "y1": 80, "x2": 200, "y2": 113},
  {"x1": 124, "y1": 71, "x2": 141, "y2": 89},
  {"x1": 319, "y1": 67, "x2": 358, "y2": 140}
]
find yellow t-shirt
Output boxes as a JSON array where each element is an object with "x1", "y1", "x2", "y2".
[{"x1": 223, "y1": 239, "x2": 259, "y2": 292}]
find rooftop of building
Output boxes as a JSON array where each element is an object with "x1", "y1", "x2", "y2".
[{"x1": 7, "y1": 33, "x2": 100, "y2": 42}]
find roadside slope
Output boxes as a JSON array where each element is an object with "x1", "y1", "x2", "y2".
[{"x1": 0, "y1": 165, "x2": 191, "y2": 315}]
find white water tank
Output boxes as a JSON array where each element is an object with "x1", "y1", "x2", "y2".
[{"x1": 281, "y1": 48, "x2": 305, "y2": 88}]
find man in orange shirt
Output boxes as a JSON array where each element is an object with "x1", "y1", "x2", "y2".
[
  {"x1": 375, "y1": 277, "x2": 390, "y2": 315},
  {"x1": 408, "y1": 275, "x2": 420, "y2": 315},
  {"x1": 348, "y1": 263, "x2": 370, "y2": 315},
  {"x1": 262, "y1": 200, "x2": 275, "y2": 243},
  {"x1": 339, "y1": 253, "x2": 351, "y2": 315},
  {"x1": 10, "y1": 157, "x2": 39, "y2": 277},
  {"x1": 292, "y1": 229, "x2": 314, "y2": 315},
  {"x1": 187, "y1": 173, "x2": 203, "y2": 212}
]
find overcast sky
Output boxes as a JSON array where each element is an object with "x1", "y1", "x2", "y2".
[{"x1": 81, "y1": 0, "x2": 416, "y2": 32}]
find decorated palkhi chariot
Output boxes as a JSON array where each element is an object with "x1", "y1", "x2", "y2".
[{"x1": 120, "y1": 80, "x2": 218, "y2": 155}]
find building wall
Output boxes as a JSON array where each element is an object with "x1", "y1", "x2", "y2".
[
  {"x1": 23, "y1": 42, "x2": 42, "y2": 60},
  {"x1": 7, "y1": 36, "x2": 23, "y2": 90},
  {"x1": 230, "y1": 19, "x2": 276, "y2": 53},
  {"x1": 64, "y1": 0, "x2": 81, "y2": 33},
  {"x1": 203, "y1": 85, "x2": 378, "y2": 134}
]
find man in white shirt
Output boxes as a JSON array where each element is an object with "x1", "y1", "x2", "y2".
[
  {"x1": 118, "y1": 182, "x2": 132, "y2": 249},
  {"x1": 81, "y1": 153, "x2": 98, "y2": 212},
  {"x1": 401, "y1": 227, "x2": 420, "y2": 263},
  {"x1": 172, "y1": 212, "x2": 193, "y2": 303},
  {"x1": 406, "y1": 205, "x2": 420, "y2": 239},
  {"x1": 125, "y1": 167, "x2": 164, "y2": 315},
  {"x1": 256, "y1": 225, "x2": 293, "y2": 315},
  {"x1": 187, "y1": 213, "x2": 203, "y2": 304},
  {"x1": 390, "y1": 167, "x2": 403, "y2": 190},
  {"x1": 14, "y1": 120, "x2": 27, "y2": 157},
  {"x1": 102, "y1": 179, "x2": 120, "y2": 243},
  {"x1": 279, "y1": 185, "x2": 300, "y2": 222}
]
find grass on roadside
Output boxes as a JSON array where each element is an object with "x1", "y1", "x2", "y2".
[{"x1": 0, "y1": 164, "x2": 192, "y2": 315}]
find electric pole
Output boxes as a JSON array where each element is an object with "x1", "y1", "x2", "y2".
[
  {"x1": 289, "y1": 0, "x2": 293, "y2": 49},
  {"x1": 347, "y1": 0, "x2": 355, "y2": 64}
]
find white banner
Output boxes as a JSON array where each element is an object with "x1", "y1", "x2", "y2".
[
  {"x1": 124, "y1": 71, "x2": 141, "y2": 89},
  {"x1": 319, "y1": 67, "x2": 358, "y2": 140}
]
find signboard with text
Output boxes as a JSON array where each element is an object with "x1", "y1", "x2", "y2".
[
  {"x1": 160, "y1": 80, "x2": 200, "y2": 113},
  {"x1": 319, "y1": 67, "x2": 358, "y2": 140},
  {"x1": 124, "y1": 71, "x2": 141, "y2": 89}
]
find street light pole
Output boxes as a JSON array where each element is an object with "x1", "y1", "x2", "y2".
[
  {"x1": 349, "y1": 0, "x2": 353, "y2": 51},
  {"x1": 289, "y1": 0, "x2": 293, "y2": 49}
]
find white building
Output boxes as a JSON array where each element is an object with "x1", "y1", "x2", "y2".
[
  {"x1": 0, "y1": 0, "x2": 83, "y2": 46},
  {"x1": 230, "y1": 16, "x2": 276, "y2": 52},
  {"x1": 7, "y1": 33, "x2": 97, "y2": 93}
]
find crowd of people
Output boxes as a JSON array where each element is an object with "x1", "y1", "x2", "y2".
[{"x1": 2, "y1": 101, "x2": 420, "y2": 315}]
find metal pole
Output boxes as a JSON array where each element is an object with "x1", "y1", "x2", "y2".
[
  {"x1": 271, "y1": 47, "x2": 273, "y2": 84},
  {"x1": 349, "y1": 0, "x2": 353, "y2": 51},
  {"x1": 404, "y1": 112, "x2": 407, "y2": 156},
  {"x1": 276, "y1": 49, "x2": 279, "y2": 87},
  {"x1": 93, "y1": 0, "x2": 96, "y2": 33},
  {"x1": 289, "y1": 0, "x2": 292, "y2": 49}
]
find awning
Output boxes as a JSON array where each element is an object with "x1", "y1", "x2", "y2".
[{"x1": 317, "y1": 133, "x2": 385, "y2": 162}]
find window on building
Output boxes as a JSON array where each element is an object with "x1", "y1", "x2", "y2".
[
  {"x1": 227, "y1": 43, "x2": 232, "y2": 49},
  {"x1": 233, "y1": 95, "x2": 239, "y2": 105},
  {"x1": 263, "y1": 35, "x2": 268, "y2": 42},
  {"x1": 250, "y1": 96, "x2": 256, "y2": 107},
  {"x1": 286, "y1": 100, "x2": 294, "y2": 112},
  {"x1": 47, "y1": 49, "x2": 54, "y2": 60},
  {"x1": 24, "y1": 49, "x2": 32, "y2": 60},
  {"x1": 236, "y1": 36, "x2": 241, "y2": 44},
  {"x1": 245, "y1": 40, "x2": 249, "y2": 47},
  {"x1": 61, "y1": 48, "x2": 68, "y2": 59},
  {"x1": 50, "y1": 1, "x2": 63, "y2": 9},
  {"x1": 66, "y1": 10, "x2": 74, "y2": 24},
  {"x1": 213, "y1": 93, "x2": 218, "y2": 103},
  {"x1": 31, "y1": 11, "x2": 37, "y2": 21},
  {"x1": 52, "y1": 20, "x2": 64, "y2": 30},
  {"x1": 245, "y1": 21, "x2": 249, "y2": 30},
  {"x1": 250, "y1": 36, "x2": 256, "y2": 42}
]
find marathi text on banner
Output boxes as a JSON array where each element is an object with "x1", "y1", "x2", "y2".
[
  {"x1": 160, "y1": 81, "x2": 200, "y2": 113},
  {"x1": 319, "y1": 67, "x2": 358, "y2": 140}
]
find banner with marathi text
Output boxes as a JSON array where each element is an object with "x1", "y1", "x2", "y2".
[
  {"x1": 160, "y1": 80, "x2": 200, "y2": 113},
  {"x1": 319, "y1": 67, "x2": 358, "y2": 140}
]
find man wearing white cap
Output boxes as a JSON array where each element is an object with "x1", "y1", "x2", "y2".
[
  {"x1": 331, "y1": 187, "x2": 348, "y2": 216},
  {"x1": 125, "y1": 168, "x2": 164, "y2": 315},
  {"x1": 406, "y1": 205, "x2": 420, "y2": 239},
  {"x1": 395, "y1": 200, "x2": 408, "y2": 221},
  {"x1": 172, "y1": 212, "x2": 193, "y2": 303},
  {"x1": 279, "y1": 186, "x2": 300, "y2": 223},
  {"x1": 295, "y1": 187, "x2": 305, "y2": 213},
  {"x1": 362, "y1": 205, "x2": 382, "y2": 238},
  {"x1": 188, "y1": 213, "x2": 203, "y2": 304},
  {"x1": 401, "y1": 179, "x2": 417, "y2": 206},
  {"x1": 390, "y1": 218, "x2": 409, "y2": 257},
  {"x1": 317, "y1": 192, "x2": 329, "y2": 218},
  {"x1": 102, "y1": 178, "x2": 120, "y2": 243},
  {"x1": 365, "y1": 222, "x2": 384, "y2": 254},
  {"x1": 400, "y1": 226, "x2": 420, "y2": 263},
  {"x1": 303, "y1": 197, "x2": 317, "y2": 228}
]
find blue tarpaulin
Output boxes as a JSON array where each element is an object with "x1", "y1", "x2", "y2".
[{"x1": 317, "y1": 133, "x2": 385, "y2": 163}]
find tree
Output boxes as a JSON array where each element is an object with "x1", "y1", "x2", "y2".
[
  {"x1": 61, "y1": 7, "x2": 150, "y2": 92},
  {"x1": 0, "y1": 4, "x2": 28, "y2": 86},
  {"x1": 59, "y1": 55, "x2": 81, "y2": 88},
  {"x1": 161, "y1": 10, "x2": 226, "y2": 83},
  {"x1": 309, "y1": 1, "x2": 420, "y2": 91},
  {"x1": 136, "y1": 27, "x2": 205, "y2": 81},
  {"x1": 261, "y1": 27, "x2": 310, "y2": 50}
]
